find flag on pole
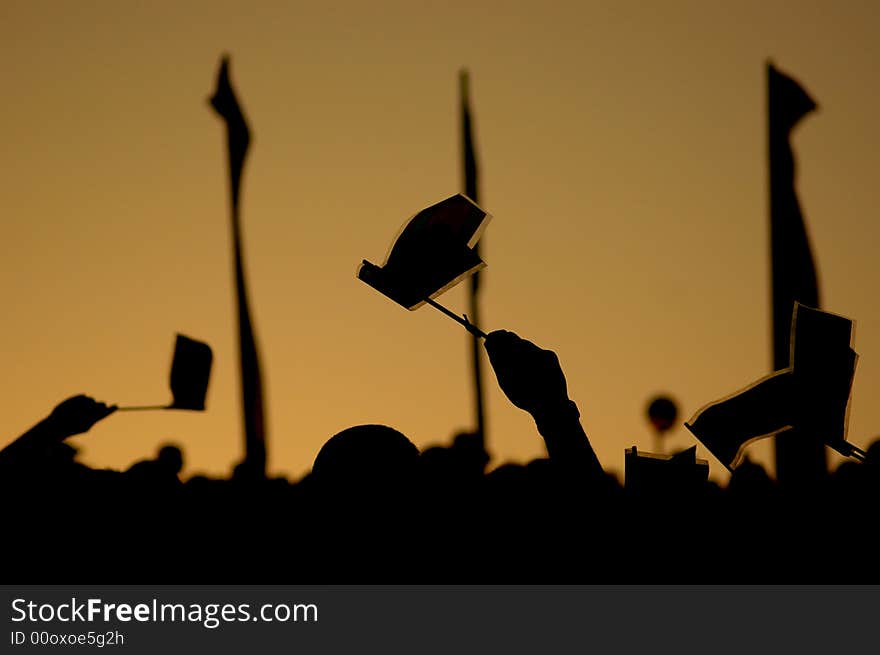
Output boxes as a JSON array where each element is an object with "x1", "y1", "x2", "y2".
[
  {"x1": 209, "y1": 55, "x2": 267, "y2": 478},
  {"x1": 169, "y1": 334, "x2": 213, "y2": 411},
  {"x1": 118, "y1": 333, "x2": 213, "y2": 412},
  {"x1": 768, "y1": 61, "x2": 823, "y2": 482},
  {"x1": 769, "y1": 61, "x2": 820, "y2": 371},
  {"x1": 460, "y1": 69, "x2": 487, "y2": 446},
  {"x1": 358, "y1": 193, "x2": 490, "y2": 311},
  {"x1": 461, "y1": 70, "x2": 479, "y2": 220}
]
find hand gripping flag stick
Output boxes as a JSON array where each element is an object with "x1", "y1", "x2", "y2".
[{"x1": 118, "y1": 405, "x2": 169, "y2": 412}]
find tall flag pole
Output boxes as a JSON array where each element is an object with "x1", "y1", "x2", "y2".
[
  {"x1": 767, "y1": 61, "x2": 824, "y2": 486},
  {"x1": 210, "y1": 55, "x2": 268, "y2": 479},
  {"x1": 460, "y1": 69, "x2": 487, "y2": 449}
]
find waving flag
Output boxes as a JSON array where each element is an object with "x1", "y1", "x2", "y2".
[
  {"x1": 686, "y1": 304, "x2": 859, "y2": 471},
  {"x1": 358, "y1": 194, "x2": 490, "y2": 312},
  {"x1": 209, "y1": 55, "x2": 267, "y2": 478},
  {"x1": 119, "y1": 334, "x2": 213, "y2": 412},
  {"x1": 168, "y1": 334, "x2": 213, "y2": 410}
]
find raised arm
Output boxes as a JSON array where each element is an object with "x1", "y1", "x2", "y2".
[
  {"x1": 0, "y1": 395, "x2": 117, "y2": 469},
  {"x1": 484, "y1": 330, "x2": 604, "y2": 483}
]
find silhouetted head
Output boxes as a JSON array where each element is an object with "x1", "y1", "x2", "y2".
[
  {"x1": 452, "y1": 431, "x2": 490, "y2": 475},
  {"x1": 312, "y1": 425, "x2": 419, "y2": 491},
  {"x1": 158, "y1": 444, "x2": 184, "y2": 475}
]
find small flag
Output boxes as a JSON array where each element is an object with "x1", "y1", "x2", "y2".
[
  {"x1": 358, "y1": 194, "x2": 490, "y2": 310},
  {"x1": 169, "y1": 334, "x2": 213, "y2": 410},
  {"x1": 624, "y1": 445, "x2": 709, "y2": 494},
  {"x1": 118, "y1": 334, "x2": 213, "y2": 412}
]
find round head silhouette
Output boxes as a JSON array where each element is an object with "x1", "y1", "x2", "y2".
[
  {"x1": 158, "y1": 444, "x2": 184, "y2": 475},
  {"x1": 312, "y1": 425, "x2": 419, "y2": 489}
]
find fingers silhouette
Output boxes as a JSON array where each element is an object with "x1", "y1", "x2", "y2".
[
  {"x1": 484, "y1": 330, "x2": 569, "y2": 416},
  {"x1": 48, "y1": 395, "x2": 118, "y2": 439}
]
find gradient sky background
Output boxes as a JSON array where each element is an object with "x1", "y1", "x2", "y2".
[{"x1": 2, "y1": 0, "x2": 878, "y2": 485}]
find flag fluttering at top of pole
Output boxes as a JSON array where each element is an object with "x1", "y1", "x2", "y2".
[
  {"x1": 461, "y1": 70, "x2": 479, "y2": 209},
  {"x1": 461, "y1": 69, "x2": 480, "y2": 283},
  {"x1": 208, "y1": 54, "x2": 268, "y2": 478},
  {"x1": 210, "y1": 56, "x2": 250, "y2": 211},
  {"x1": 769, "y1": 60, "x2": 820, "y2": 372},
  {"x1": 118, "y1": 334, "x2": 213, "y2": 412},
  {"x1": 358, "y1": 194, "x2": 491, "y2": 337}
]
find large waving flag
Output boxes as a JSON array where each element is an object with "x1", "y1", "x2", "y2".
[
  {"x1": 209, "y1": 56, "x2": 267, "y2": 479},
  {"x1": 767, "y1": 62, "x2": 823, "y2": 482},
  {"x1": 686, "y1": 304, "x2": 860, "y2": 471}
]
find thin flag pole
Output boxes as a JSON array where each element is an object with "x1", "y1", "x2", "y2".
[
  {"x1": 425, "y1": 297, "x2": 488, "y2": 339},
  {"x1": 461, "y1": 69, "x2": 488, "y2": 447},
  {"x1": 117, "y1": 405, "x2": 169, "y2": 412},
  {"x1": 653, "y1": 429, "x2": 663, "y2": 456},
  {"x1": 832, "y1": 441, "x2": 867, "y2": 462}
]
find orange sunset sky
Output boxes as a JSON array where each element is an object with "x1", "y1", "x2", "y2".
[{"x1": 2, "y1": 0, "x2": 879, "y2": 484}]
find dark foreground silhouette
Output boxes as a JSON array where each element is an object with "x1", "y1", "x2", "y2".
[{"x1": 1, "y1": 331, "x2": 877, "y2": 583}]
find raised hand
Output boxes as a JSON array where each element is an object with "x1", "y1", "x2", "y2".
[
  {"x1": 483, "y1": 330, "x2": 572, "y2": 419},
  {"x1": 484, "y1": 330, "x2": 603, "y2": 481},
  {"x1": 46, "y1": 395, "x2": 117, "y2": 439},
  {"x1": 0, "y1": 395, "x2": 118, "y2": 468}
]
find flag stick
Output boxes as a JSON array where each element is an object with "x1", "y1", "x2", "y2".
[
  {"x1": 653, "y1": 429, "x2": 663, "y2": 455},
  {"x1": 850, "y1": 447, "x2": 866, "y2": 462},
  {"x1": 425, "y1": 297, "x2": 488, "y2": 339},
  {"x1": 117, "y1": 405, "x2": 169, "y2": 412},
  {"x1": 832, "y1": 441, "x2": 867, "y2": 462}
]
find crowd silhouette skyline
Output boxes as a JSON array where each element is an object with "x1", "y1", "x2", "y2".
[
  {"x1": 3, "y1": 49, "x2": 880, "y2": 583},
  {"x1": 3, "y1": 323, "x2": 878, "y2": 582}
]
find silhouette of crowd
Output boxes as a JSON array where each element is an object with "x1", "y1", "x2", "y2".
[
  {"x1": 2, "y1": 57, "x2": 875, "y2": 585},
  {"x1": 2, "y1": 329, "x2": 877, "y2": 583}
]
